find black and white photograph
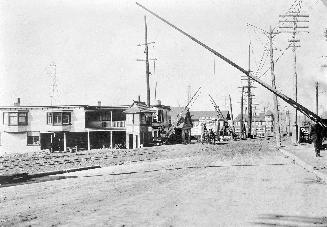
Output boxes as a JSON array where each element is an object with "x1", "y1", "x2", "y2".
[{"x1": 0, "y1": 0, "x2": 327, "y2": 226}]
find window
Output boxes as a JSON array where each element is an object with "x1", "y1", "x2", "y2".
[
  {"x1": 158, "y1": 110, "x2": 163, "y2": 122},
  {"x1": 53, "y1": 113, "x2": 62, "y2": 125},
  {"x1": 27, "y1": 131, "x2": 40, "y2": 146},
  {"x1": 8, "y1": 113, "x2": 18, "y2": 125},
  {"x1": 62, "y1": 112, "x2": 70, "y2": 125},
  {"x1": 18, "y1": 113, "x2": 27, "y2": 125},
  {"x1": 8, "y1": 112, "x2": 28, "y2": 126},
  {"x1": 100, "y1": 112, "x2": 110, "y2": 121},
  {"x1": 47, "y1": 112, "x2": 71, "y2": 125},
  {"x1": 47, "y1": 113, "x2": 53, "y2": 124}
]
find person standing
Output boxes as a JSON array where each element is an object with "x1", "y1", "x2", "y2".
[{"x1": 310, "y1": 122, "x2": 324, "y2": 157}]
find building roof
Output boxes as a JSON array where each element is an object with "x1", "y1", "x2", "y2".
[
  {"x1": 124, "y1": 101, "x2": 155, "y2": 114},
  {"x1": 0, "y1": 105, "x2": 129, "y2": 111},
  {"x1": 0, "y1": 105, "x2": 87, "y2": 110},
  {"x1": 190, "y1": 110, "x2": 230, "y2": 121},
  {"x1": 151, "y1": 104, "x2": 171, "y2": 110},
  {"x1": 85, "y1": 105, "x2": 129, "y2": 111}
]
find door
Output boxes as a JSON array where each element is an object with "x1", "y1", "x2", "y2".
[
  {"x1": 129, "y1": 134, "x2": 133, "y2": 149},
  {"x1": 40, "y1": 133, "x2": 52, "y2": 150}
]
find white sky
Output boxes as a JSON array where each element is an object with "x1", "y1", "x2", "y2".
[{"x1": 0, "y1": 0, "x2": 326, "y2": 115}]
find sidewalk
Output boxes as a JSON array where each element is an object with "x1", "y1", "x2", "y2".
[{"x1": 280, "y1": 141, "x2": 327, "y2": 182}]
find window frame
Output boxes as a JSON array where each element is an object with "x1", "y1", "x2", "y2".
[
  {"x1": 27, "y1": 131, "x2": 40, "y2": 146},
  {"x1": 7, "y1": 112, "x2": 28, "y2": 126},
  {"x1": 47, "y1": 112, "x2": 53, "y2": 124},
  {"x1": 62, "y1": 112, "x2": 71, "y2": 125},
  {"x1": 47, "y1": 112, "x2": 71, "y2": 126}
]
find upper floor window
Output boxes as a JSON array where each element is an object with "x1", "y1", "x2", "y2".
[
  {"x1": 8, "y1": 112, "x2": 28, "y2": 126},
  {"x1": 99, "y1": 112, "x2": 111, "y2": 121},
  {"x1": 47, "y1": 112, "x2": 71, "y2": 125}
]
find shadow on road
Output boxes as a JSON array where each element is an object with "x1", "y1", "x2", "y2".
[
  {"x1": 253, "y1": 214, "x2": 327, "y2": 226},
  {"x1": 0, "y1": 175, "x2": 78, "y2": 188}
]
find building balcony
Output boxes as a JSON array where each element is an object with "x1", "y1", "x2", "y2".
[
  {"x1": 86, "y1": 120, "x2": 126, "y2": 130},
  {"x1": 4, "y1": 125, "x2": 28, "y2": 133}
]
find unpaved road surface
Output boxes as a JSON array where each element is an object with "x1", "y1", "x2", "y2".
[{"x1": 1, "y1": 140, "x2": 327, "y2": 226}]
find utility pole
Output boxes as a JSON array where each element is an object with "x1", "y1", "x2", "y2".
[
  {"x1": 239, "y1": 43, "x2": 255, "y2": 138},
  {"x1": 269, "y1": 26, "x2": 281, "y2": 147},
  {"x1": 240, "y1": 86, "x2": 245, "y2": 139},
  {"x1": 144, "y1": 16, "x2": 150, "y2": 107},
  {"x1": 154, "y1": 81, "x2": 158, "y2": 100},
  {"x1": 279, "y1": 10, "x2": 309, "y2": 143},
  {"x1": 137, "y1": 16, "x2": 157, "y2": 107},
  {"x1": 247, "y1": 23, "x2": 281, "y2": 146},
  {"x1": 316, "y1": 81, "x2": 319, "y2": 115},
  {"x1": 247, "y1": 43, "x2": 253, "y2": 138},
  {"x1": 229, "y1": 94, "x2": 235, "y2": 133}
]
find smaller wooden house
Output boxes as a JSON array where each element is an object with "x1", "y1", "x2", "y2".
[
  {"x1": 125, "y1": 100, "x2": 155, "y2": 149},
  {"x1": 170, "y1": 107, "x2": 193, "y2": 144}
]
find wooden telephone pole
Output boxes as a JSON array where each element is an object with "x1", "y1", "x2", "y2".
[
  {"x1": 144, "y1": 16, "x2": 150, "y2": 107},
  {"x1": 240, "y1": 87, "x2": 245, "y2": 139},
  {"x1": 279, "y1": 10, "x2": 309, "y2": 143},
  {"x1": 240, "y1": 43, "x2": 255, "y2": 138},
  {"x1": 247, "y1": 43, "x2": 253, "y2": 138},
  {"x1": 137, "y1": 16, "x2": 157, "y2": 107},
  {"x1": 269, "y1": 26, "x2": 281, "y2": 147},
  {"x1": 229, "y1": 94, "x2": 235, "y2": 134}
]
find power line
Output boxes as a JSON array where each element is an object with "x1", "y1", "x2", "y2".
[{"x1": 279, "y1": 0, "x2": 309, "y2": 143}]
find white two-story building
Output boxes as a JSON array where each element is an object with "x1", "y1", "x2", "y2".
[{"x1": 0, "y1": 100, "x2": 128, "y2": 154}]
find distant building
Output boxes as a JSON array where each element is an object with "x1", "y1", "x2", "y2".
[
  {"x1": 0, "y1": 99, "x2": 128, "y2": 154},
  {"x1": 234, "y1": 110, "x2": 274, "y2": 136},
  {"x1": 170, "y1": 107, "x2": 193, "y2": 143},
  {"x1": 125, "y1": 99, "x2": 171, "y2": 149},
  {"x1": 190, "y1": 110, "x2": 231, "y2": 138}
]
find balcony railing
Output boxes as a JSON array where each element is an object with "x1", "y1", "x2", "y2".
[{"x1": 111, "y1": 121, "x2": 125, "y2": 128}]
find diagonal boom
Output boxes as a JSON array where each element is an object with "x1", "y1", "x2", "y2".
[{"x1": 136, "y1": 2, "x2": 326, "y2": 127}]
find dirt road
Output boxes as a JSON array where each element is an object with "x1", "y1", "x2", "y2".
[{"x1": 1, "y1": 140, "x2": 327, "y2": 226}]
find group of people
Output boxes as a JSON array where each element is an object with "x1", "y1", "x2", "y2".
[
  {"x1": 200, "y1": 122, "x2": 233, "y2": 144},
  {"x1": 200, "y1": 124, "x2": 216, "y2": 144}
]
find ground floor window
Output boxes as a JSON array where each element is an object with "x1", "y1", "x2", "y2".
[{"x1": 27, "y1": 131, "x2": 40, "y2": 145}]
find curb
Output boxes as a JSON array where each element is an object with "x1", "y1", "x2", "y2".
[
  {"x1": 0, "y1": 166, "x2": 101, "y2": 185},
  {"x1": 279, "y1": 148, "x2": 327, "y2": 184}
]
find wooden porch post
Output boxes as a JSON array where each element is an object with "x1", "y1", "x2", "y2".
[
  {"x1": 87, "y1": 129, "x2": 90, "y2": 151},
  {"x1": 110, "y1": 131, "x2": 113, "y2": 149},
  {"x1": 63, "y1": 132, "x2": 67, "y2": 152}
]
